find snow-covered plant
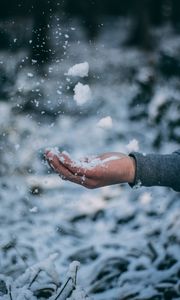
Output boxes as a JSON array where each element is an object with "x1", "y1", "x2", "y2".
[{"x1": 49, "y1": 261, "x2": 81, "y2": 300}]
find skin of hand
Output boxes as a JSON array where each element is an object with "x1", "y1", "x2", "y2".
[{"x1": 45, "y1": 150, "x2": 136, "y2": 189}]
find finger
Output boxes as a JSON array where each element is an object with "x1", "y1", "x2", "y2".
[
  {"x1": 45, "y1": 153, "x2": 57, "y2": 172},
  {"x1": 46, "y1": 153, "x2": 73, "y2": 177},
  {"x1": 68, "y1": 174, "x2": 98, "y2": 189},
  {"x1": 45, "y1": 148, "x2": 58, "y2": 158}
]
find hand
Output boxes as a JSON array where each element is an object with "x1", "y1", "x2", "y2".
[{"x1": 45, "y1": 150, "x2": 135, "y2": 189}]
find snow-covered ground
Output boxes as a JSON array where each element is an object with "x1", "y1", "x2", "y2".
[{"x1": 0, "y1": 18, "x2": 180, "y2": 299}]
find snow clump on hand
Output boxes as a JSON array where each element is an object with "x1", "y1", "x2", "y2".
[{"x1": 67, "y1": 62, "x2": 89, "y2": 77}]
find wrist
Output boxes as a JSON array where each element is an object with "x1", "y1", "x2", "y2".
[{"x1": 126, "y1": 157, "x2": 136, "y2": 184}]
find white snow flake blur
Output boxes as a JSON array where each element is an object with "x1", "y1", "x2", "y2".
[
  {"x1": 67, "y1": 62, "x2": 89, "y2": 77},
  {"x1": 73, "y1": 82, "x2": 92, "y2": 105},
  {"x1": 126, "y1": 139, "x2": 139, "y2": 152},
  {"x1": 97, "y1": 116, "x2": 113, "y2": 129}
]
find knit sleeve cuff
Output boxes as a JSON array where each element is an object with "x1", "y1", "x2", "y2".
[{"x1": 128, "y1": 151, "x2": 180, "y2": 191}]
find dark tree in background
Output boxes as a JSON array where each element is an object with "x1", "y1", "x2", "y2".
[
  {"x1": 0, "y1": 0, "x2": 179, "y2": 64},
  {"x1": 65, "y1": 0, "x2": 180, "y2": 47},
  {"x1": 30, "y1": 0, "x2": 55, "y2": 64},
  {"x1": 126, "y1": 0, "x2": 152, "y2": 48},
  {"x1": 0, "y1": 0, "x2": 58, "y2": 65},
  {"x1": 171, "y1": 0, "x2": 180, "y2": 29}
]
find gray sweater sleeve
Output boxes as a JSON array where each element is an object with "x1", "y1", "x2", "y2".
[{"x1": 129, "y1": 149, "x2": 180, "y2": 192}]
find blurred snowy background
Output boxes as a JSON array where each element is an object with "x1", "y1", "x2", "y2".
[{"x1": 0, "y1": 1, "x2": 180, "y2": 299}]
